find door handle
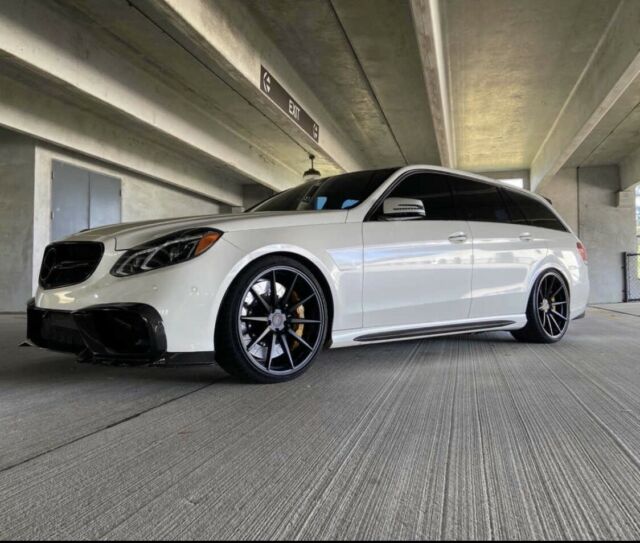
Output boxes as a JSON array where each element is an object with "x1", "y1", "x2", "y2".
[
  {"x1": 448, "y1": 232, "x2": 468, "y2": 243},
  {"x1": 519, "y1": 232, "x2": 533, "y2": 241}
]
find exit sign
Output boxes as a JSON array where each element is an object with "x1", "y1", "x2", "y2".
[{"x1": 260, "y1": 66, "x2": 320, "y2": 143}]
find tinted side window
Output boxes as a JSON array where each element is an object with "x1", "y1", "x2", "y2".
[
  {"x1": 499, "y1": 188, "x2": 528, "y2": 225},
  {"x1": 380, "y1": 173, "x2": 457, "y2": 220},
  {"x1": 450, "y1": 178, "x2": 510, "y2": 223},
  {"x1": 502, "y1": 189, "x2": 568, "y2": 232}
]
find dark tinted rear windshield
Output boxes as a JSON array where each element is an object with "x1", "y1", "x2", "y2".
[{"x1": 249, "y1": 168, "x2": 398, "y2": 212}]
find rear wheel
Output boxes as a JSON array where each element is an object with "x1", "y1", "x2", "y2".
[
  {"x1": 511, "y1": 270, "x2": 570, "y2": 343},
  {"x1": 215, "y1": 256, "x2": 328, "y2": 383}
]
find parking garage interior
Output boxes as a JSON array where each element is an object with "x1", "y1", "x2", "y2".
[{"x1": 1, "y1": 0, "x2": 640, "y2": 539}]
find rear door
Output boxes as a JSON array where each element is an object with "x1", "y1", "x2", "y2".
[
  {"x1": 362, "y1": 172, "x2": 473, "y2": 329},
  {"x1": 449, "y1": 178, "x2": 548, "y2": 318}
]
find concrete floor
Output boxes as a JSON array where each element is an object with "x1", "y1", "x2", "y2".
[
  {"x1": 593, "y1": 301, "x2": 640, "y2": 317},
  {"x1": 1, "y1": 308, "x2": 640, "y2": 540}
]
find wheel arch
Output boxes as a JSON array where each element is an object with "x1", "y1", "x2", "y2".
[
  {"x1": 528, "y1": 261, "x2": 572, "y2": 299},
  {"x1": 213, "y1": 250, "x2": 336, "y2": 347}
]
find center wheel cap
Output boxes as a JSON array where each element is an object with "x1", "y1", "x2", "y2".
[
  {"x1": 269, "y1": 309, "x2": 287, "y2": 331},
  {"x1": 541, "y1": 299, "x2": 551, "y2": 313}
]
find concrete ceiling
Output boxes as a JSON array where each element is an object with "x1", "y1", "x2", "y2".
[
  {"x1": 248, "y1": 0, "x2": 441, "y2": 167},
  {"x1": 4, "y1": 0, "x2": 640, "y2": 196},
  {"x1": 443, "y1": 0, "x2": 619, "y2": 172},
  {"x1": 53, "y1": 0, "x2": 336, "y2": 185}
]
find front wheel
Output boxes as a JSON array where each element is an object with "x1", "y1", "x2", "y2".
[
  {"x1": 215, "y1": 256, "x2": 328, "y2": 383},
  {"x1": 511, "y1": 270, "x2": 570, "y2": 343}
]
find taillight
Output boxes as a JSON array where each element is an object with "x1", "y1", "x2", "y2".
[{"x1": 577, "y1": 241, "x2": 588, "y2": 263}]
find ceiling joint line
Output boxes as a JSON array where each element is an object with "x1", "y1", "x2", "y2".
[
  {"x1": 127, "y1": 0, "x2": 312, "y2": 160},
  {"x1": 327, "y1": 0, "x2": 409, "y2": 165}
]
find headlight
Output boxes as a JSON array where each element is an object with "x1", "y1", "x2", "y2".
[{"x1": 111, "y1": 228, "x2": 222, "y2": 277}]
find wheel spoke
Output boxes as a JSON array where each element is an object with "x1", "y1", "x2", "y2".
[
  {"x1": 545, "y1": 279, "x2": 555, "y2": 298},
  {"x1": 279, "y1": 334, "x2": 294, "y2": 369},
  {"x1": 551, "y1": 284, "x2": 564, "y2": 298},
  {"x1": 548, "y1": 313, "x2": 561, "y2": 335},
  {"x1": 289, "y1": 318, "x2": 321, "y2": 324},
  {"x1": 287, "y1": 328, "x2": 314, "y2": 351},
  {"x1": 551, "y1": 309, "x2": 567, "y2": 321},
  {"x1": 247, "y1": 326, "x2": 270, "y2": 351},
  {"x1": 288, "y1": 293, "x2": 315, "y2": 314},
  {"x1": 250, "y1": 286, "x2": 271, "y2": 313},
  {"x1": 241, "y1": 316, "x2": 269, "y2": 323},
  {"x1": 270, "y1": 270, "x2": 278, "y2": 308},
  {"x1": 283, "y1": 272, "x2": 299, "y2": 308},
  {"x1": 265, "y1": 332, "x2": 277, "y2": 370},
  {"x1": 552, "y1": 301, "x2": 567, "y2": 306}
]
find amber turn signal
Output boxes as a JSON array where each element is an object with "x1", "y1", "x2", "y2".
[{"x1": 195, "y1": 231, "x2": 222, "y2": 256}]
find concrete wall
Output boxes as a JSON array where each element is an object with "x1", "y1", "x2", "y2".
[
  {"x1": 32, "y1": 145, "x2": 224, "y2": 294},
  {"x1": 538, "y1": 168, "x2": 579, "y2": 232},
  {"x1": 577, "y1": 166, "x2": 636, "y2": 304},
  {"x1": 540, "y1": 166, "x2": 636, "y2": 303},
  {"x1": 122, "y1": 178, "x2": 224, "y2": 222},
  {"x1": 0, "y1": 131, "x2": 35, "y2": 311}
]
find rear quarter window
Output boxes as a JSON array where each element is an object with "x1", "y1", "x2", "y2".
[{"x1": 501, "y1": 189, "x2": 568, "y2": 232}]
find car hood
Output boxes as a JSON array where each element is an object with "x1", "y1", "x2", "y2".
[{"x1": 67, "y1": 210, "x2": 349, "y2": 250}]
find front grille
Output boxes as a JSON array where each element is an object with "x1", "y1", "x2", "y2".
[{"x1": 39, "y1": 242, "x2": 104, "y2": 289}]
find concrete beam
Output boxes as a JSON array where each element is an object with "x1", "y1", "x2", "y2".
[
  {"x1": 140, "y1": 0, "x2": 369, "y2": 174},
  {"x1": 0, "y1": 0, "x2": 300, "y2": 193},
  {"x1": 620, "y1": 146, "x2": 640, "y2": 191},
  {"x1": 409, "y1": 0, "x2": 455, "y2": 167},
  {"x1": 0, "y1": 71, "x2": 244, "y2": 206},
  {"x1": 331, "y1": 0, "x2": 440, "y2": 165},
  {"x1": 530, "y1": 0, "x2": 640, "y2": 192}
]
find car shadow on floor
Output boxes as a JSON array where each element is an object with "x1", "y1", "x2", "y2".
[{"x1": 0, "y1": 348, "x2": 229, "y2": 387}]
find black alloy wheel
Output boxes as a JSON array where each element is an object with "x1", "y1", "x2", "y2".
[
  {"x1": 512, "y1": 270, "x2": 570, "y2": 343},
  {"x1": 216, "y1": 257, "x2": 328, "y2": 383}
]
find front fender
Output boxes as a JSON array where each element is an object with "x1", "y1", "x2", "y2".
[{"x1": 211, "y1": 224, "x2": 364, "y2": 348}]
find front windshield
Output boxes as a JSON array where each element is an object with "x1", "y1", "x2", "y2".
[{"x1": 248, "y1": 168, "x2": 399, "y2": 213}]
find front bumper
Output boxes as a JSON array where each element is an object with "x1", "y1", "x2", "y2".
[{"x1": 26, "y1": 300, "x2": 214, "y2": 366}]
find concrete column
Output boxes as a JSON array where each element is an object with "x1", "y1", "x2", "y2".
[
  {"x1": 537, "y1": 168, "x2": 579, "y2": 233},
  {"x1": 577, "y1": 166, "x2": 636, "y2": 304},
  {"x1": 0, "y1": 131, "x2": 35, "y2": 311},
  {"x1": 540, "y1": 166, "x2": 637, "y2": 303}
]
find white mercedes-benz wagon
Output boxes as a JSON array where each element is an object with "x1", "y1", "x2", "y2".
[{"x1": 28, "y1": 166, "x2": 589, "y2": 382}]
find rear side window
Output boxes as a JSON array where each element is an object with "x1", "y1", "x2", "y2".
[
  {"x1": 449, "y1": 178, "x2": 510, "y2": 223},
  {"x1": 377, "y1": 173, "x2": 457, "y2": 220},
  {"x1": 502, "y1": 189, "x2": 568, "y2": 232}
]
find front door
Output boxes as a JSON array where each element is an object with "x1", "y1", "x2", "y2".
[{"x1": 362, "y1": 172, "x2": 473, "y2": 329}]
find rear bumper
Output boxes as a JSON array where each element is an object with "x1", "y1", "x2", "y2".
[{"x1": 26, "y1": 300, "x2": 214, "y2": 366}]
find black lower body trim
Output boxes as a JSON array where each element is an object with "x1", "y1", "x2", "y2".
[
  {"x1": 27, "y1": 301, "x2": 215, "y2": 366},
  {"x1": 152, "y1": 351, "x2": 216, "y2": 367},
  {"x1": 354, "y1": 320, "x2": 516, "y2": 343}
]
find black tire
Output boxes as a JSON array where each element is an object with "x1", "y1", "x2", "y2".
[
  {"x1": 215, "y1": 255, "x2": 328, "y2": 383},
  {"x1": 511, "y1": 269, "x2": 570, "y2": 343}
]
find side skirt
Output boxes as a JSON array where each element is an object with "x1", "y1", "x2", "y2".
[{"x1": 353, "y1": 320, "x2": 517, "y2": 343}]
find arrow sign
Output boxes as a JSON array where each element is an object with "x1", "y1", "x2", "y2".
[{"x1": 260, "y1": 65, "x2": 320, "y2": 143}]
